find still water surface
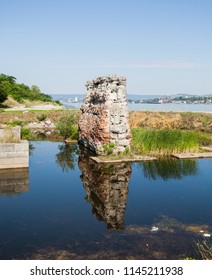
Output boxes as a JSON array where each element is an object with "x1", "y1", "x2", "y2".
[{"x1": 0, "y1": 141, "x2": 211, "y2": 259}]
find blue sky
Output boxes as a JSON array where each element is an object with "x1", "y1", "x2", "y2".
[{"x1": 1, "y1": 0, "x2": 212, "y2": 95}]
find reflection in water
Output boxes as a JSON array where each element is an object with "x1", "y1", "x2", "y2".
[
  {"x1": 29, "y1": 143, "x2": 35, "y2": 156},
  {"x1": 139, "y1": 157, "x2": 198, "y2": 180},
  {"x1": 0, "y1": 168, "x2": 29, "y2": 196},
  {"x1": 0, "y1": 142, "x2": 211, "y2": 260},
  {"x1": 78, "y1": 147, "x2": 132, "y2": 229},
  {"x1": 55, "y1": 144, "x2": 79, "y2": 172}
]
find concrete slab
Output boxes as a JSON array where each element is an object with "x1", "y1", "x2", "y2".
[
  {"x1": 90, "y1": 155, "x2": 157, "y2": 164},
  {"x1": 0, "y1": 140, "x2": 29, "y2": 169},
  {"x1": 172, "y1": 152, "x2": 212, "y2": 159},
  {"x1": 200, "y1": 146, "x2": 212, "y2": 151}
]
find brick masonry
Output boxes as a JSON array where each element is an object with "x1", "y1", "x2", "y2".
[{"x1": 78, "y1": 75, "x2": 131, "y2": 155}]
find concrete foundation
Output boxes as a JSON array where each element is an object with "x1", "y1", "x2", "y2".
[{"x1": 0, "y1": 140, "x2": 29, "y2": 169}]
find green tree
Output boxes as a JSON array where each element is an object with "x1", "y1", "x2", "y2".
[
  {"x1": 0, "y1": 86, "x2": 8, "y2": 103},
  {"x1": 0, "y1": 77, "x2": 12, "y2": 103},
  {"x1": 0, "y1": 74, "x2": 16, "y2": 84},
  {"x1": 31, "y1": 85, "x2": 41, "y2": 94}
]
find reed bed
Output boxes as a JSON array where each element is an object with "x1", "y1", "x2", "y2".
[{"x1": 131, "y1": 128, "x2": 199, "y2": 155}]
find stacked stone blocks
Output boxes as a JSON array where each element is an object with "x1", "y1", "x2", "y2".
[{"x1": 78, "y1": 75, "x2": 131, "y2": 154}]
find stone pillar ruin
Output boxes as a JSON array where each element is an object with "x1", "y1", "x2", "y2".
[{"x1": 78, "y1": 75, "x2": 131, "y2": 155}]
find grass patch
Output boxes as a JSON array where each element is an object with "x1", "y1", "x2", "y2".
[
  {"x1": 0, "y1": 127, "x2": 20, "y2": 143},
  {"x1": 197, "y1": 132, "x2": 212, "y2": 146},
  {"x1": 131, "y1": 128, "x2": 199, "y2": 155}
]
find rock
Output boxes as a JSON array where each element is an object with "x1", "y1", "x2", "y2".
[
  {"x1": 78, "y1": 75, "x2": 131, "y2": 155},
  {"x1": 45, "y1": 131, "x2": 52, "y2": 135},
  {"x1": 45, "y1": 119, "x2": 52, "y2": 126}
]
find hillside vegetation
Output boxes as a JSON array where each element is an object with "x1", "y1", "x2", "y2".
[{"x1": 0, "y1": 73, "x2": 53, "y2": 105}]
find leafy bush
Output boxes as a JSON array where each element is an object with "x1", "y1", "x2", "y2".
[
  {"x1": 55, "y1": 100, "x2": 62, "y2": 105},
  {"x1": 69, "y1": 126, "x2": 79, "y2": 140},
  {"x1": 37, "y1": 114, "x2": 47, "y2": 122},
  {"x1": 0, "y1": 86, "x2": 8, "y2": 103},
  {"x1": 21, "y1": 127, "x2": 32, "y2": 140},
  {"x1": 55, "y1": 110, "x2": 79, "y2": 140}
]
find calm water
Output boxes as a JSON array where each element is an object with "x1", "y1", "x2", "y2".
[
  {"x1": 0, "y1": 141, "x2": 212, "y2": 260},
  {"x1": 51, "y1": 94, "x2": 212, "y2": 112}
]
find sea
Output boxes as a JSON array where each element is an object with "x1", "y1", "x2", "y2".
[{"x1": 51, "y1": 94, "x2": 212, "y2": 113}]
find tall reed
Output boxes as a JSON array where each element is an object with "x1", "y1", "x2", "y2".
[{"x1": 131, "y1": 128, "x2": 199, "y2": 155}]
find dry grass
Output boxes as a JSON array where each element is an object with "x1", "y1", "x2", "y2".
[
  {"x1": 129, "y1": 111, "x2": 212, "y2": 133},
  {"x1": 0, "y1": 128, "x2": 20, "y2": 143}
]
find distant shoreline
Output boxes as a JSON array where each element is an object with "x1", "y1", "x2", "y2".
[
  {"x1": 4, "y1": 104, "x2": 62, "y2": 111},
  {"x1": 50, "y1": 94, "x2": 212, "y2": 113}
]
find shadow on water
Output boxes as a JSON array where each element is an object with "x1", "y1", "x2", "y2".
[
  {"x1": 138, "y1": 157, "x2": 198, "y2": 180},
  {"x1": 78, "y1": 147, "x2": 132, "y2": 230}
]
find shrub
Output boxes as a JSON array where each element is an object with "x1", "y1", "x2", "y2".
[
  {"x1": 21, "y1": 127, "x2": 32, "y2": 140},
  {"x1": 37, "y1": 114, "x2": 47, "y2": 122},
  {"x1": 55, "y1": 110, "x2": 78, "y2": 140},
  {"x1": 55, "y1": 100, "x2": 62, "y2": 105},
  {"x1": 0, "y1": 87, "x2": 8, "y2": 103}
]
